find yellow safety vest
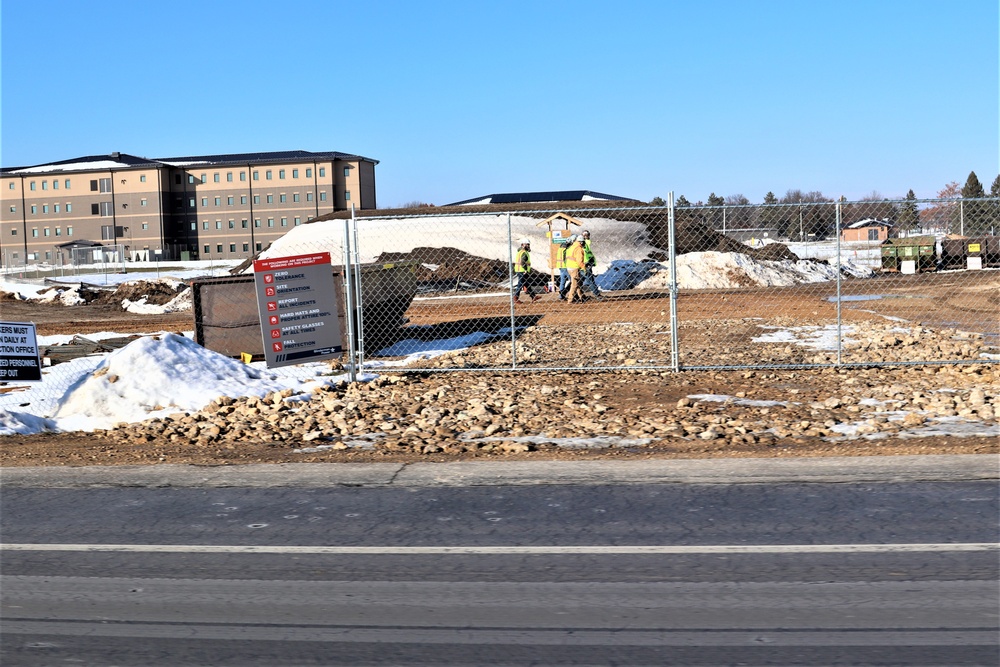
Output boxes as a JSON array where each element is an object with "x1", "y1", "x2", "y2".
[{"x1": 515, "y1": 248, "x2": 531, "y2": 273}]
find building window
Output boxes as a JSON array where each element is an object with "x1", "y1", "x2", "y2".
[
  {"x1": 868, "y1": 228, "x2": 879, "y2": 241},
  {"x1": 191, "y1": 222, "x2": 197, "y2": 231},
  {"x1": 266, "y1": 195, "x2": 273, "y2": 203},
  {"x1": 45, "y1": 251, "x2": 51, "y2": 260},
  {"x1": 292, "y1": 169, "x2": 299, "y2": 178},
  {"x1": 175, "y1": 174, "x2": 182, "y2": 185},
  {"x1": 306, "y1": 192, "x2": 313, "y2": 202},
  {"x1": 31, "y1": 205, "x2": 37, "y2": 214},
  {"x1": 267, "y1": 218, "x2": 274, "y2": 227},
  {"x1": 202, "y1": 221, "x2": 209, "y2": 230},
  {"x1": 9, "y1": 205, "x2": 15, "y2": 213},
  {"x1": 227, "y1": 172, "x2": 233, "y2": 182},
  {"x1": 53, "y1": 180, "x2": 59, "y2": 190},
  {"x1": 30, "y1": 181, "x2": 36, "y2": 191},
  {"x1": 42, "y1": 180, "x2": 48, "y2": 190},
  {"x1": 189, "y1": 198, "x2": 196, "y2": 208},
  {"x1": 294, "y1": 217, "x2": 301, "y2": 226},
  {"x1": 214, "y1": 196, "x2": 221, "y2": 206},
  {"x1": 306, "y1": 168, "x2": 312, "y2": 178},
  {"x1": 242, "y1": 243, "x2": 249, "y2": 251},
  {"x1": 216, "y1": 244, "x2": 223, "y2": 253},
  {"x1": 344, "y1": 167, "x2": 350, "y2": 177},
  {"x1": 8, "y1": 182, "x2": 14, "y2": 190},
  {"x1": 281, "y1": 217, "x2": 287, "y2": 226},
  {"x1": 253, "y1": 195, "x2": 260, "y2": 204},
  {"x1": 279, "y1": 169, "x2": 285, "y2": 179},
  {"x1": 54, "y1": 204, "x2": 60, "y2": 213},
  {"x1": 9, "y1": 228, "x2": 15, "y2": 235},
  {"x1": 204, "y1": 245, "x2": 210, "y2": 254},
  {"x1": 266, "y1": 170, "x2": 272, "y2": 180},
  {"x1": 214, "y1": 173, "x2": 220, "y2": 183},
  {"x1": 66, "y1": 203, "x2": 72, "y2": 213},
  {"x1": 140, "y1": 198, "x2": 147, "y2": 207},
  {"x1": 43, "y1": 205, "x2": 49, "y2": 213},
  {"x1": 201, "y1": 197, "x2": 208, "y2": 207},
  {"x1": 279, "y1": 194, "x2": 286, "y2": 203},
  {"x1": 140, "y1": 175, "x2": 146, "y2": 183},
  {"x1": 188, "y1": 175, "x2": 195, "y2": 184},
  {"x1": 228, "y1": 220, "x2": 235, "y2": 229},
  {"x1": 293, "y1": 193, "x2": 300, "y2": 203},
  {"x1": 201, "y1": 174, "x2": 207, "y2": 183},
  {"x1": 67, "y1": 226, "x2": 73, "y2": 236},
  {"x1": 215, "y1": 220, "x2": 222, "y2": 230},
  {"x1": 345, "y1": 191, "x2": 351, "y2": 201},
  {"x1": 229, "y1": 243, "x2": 236, "y2": 253},
  {"x1": 43, "y1": 228, "x2": 50, "y2": 237},
  {"x1": 319, "y1": 191, "x2": 327, "y2": 201},
  {"x1": 227, "y1": 196, "x2": 234, "y2": 205},
  {"x1": 31, "y1": 228, "x2": 38, "y2": 237},
  {"x1": 254, "y1": 219, "x2": 261, "y2": 228},
  {"x1": 101, "y1": 202, "x2": 113, "y2": 216},
  {"x1": 240, "y1": 171, "x2": 247, "y2": 182},
  {"x1": 255, "y1": 242, "x2": 262, "y2": 251},
  {"x1": 241, "y1": 219, "x2": 248, "y2": 229},
  {"x1": 253, "y1": 171, "x2": 259, "y2": 181},
  {"x1": 55, "y1": 227, "x2": 61, "y2": 236},
  {"x1": 319, "y1": 167, "x2": 326, "y2": 177},
  {"x1": 241, "y1": 195, "x2": 247, "y2": 204}
]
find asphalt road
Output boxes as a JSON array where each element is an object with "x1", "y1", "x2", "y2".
[{"x1": 1, "y1": 457, "x2": 998, "y2": 666}]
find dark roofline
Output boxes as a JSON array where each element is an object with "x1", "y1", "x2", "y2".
[
  {"x1": 154, "y1": 150, "x2": 379, "y2": 166},
  {"x1": 2, "y1": 150, "x2": 378, "y2": 175},
  {"x1": 445, "y1": 190, "x2": 637, "y2": 206}
]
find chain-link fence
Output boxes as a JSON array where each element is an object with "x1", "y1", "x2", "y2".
[{"x1": 5, "y1": 197, "x2": 997, "y2": 415}]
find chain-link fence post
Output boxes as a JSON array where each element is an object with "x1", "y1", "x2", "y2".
[
  {"x1": 667, "y1": 192, "x2": 680, "y2": 371},
  {"x1": 836, "y1": 200, "x2": 843, "y2": 366},
  {"x1": 507, "y1": 212, "x2": 517, "y2": 369},
  {"x1": 351, "y1": 204, "x2": 366, "y2": 368},
  {"x1": 342, "y1": 217, "x2": 358, "y2": 383}
]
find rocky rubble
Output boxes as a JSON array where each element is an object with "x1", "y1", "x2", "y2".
[{"x1": 93, "y1": 361, "x2": 998, "y2": 458}]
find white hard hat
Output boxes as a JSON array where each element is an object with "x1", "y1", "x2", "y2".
[
  {"x1": 519, "y1": 237, "x2": 530, "y2": 245},
  {"x1": 581, "y1": 229, "x2": 590, "y2": 236}
]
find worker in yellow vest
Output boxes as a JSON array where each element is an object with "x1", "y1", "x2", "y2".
[
  {"x1": 565, "y1": 235, "x2": 587, "y2": 303},
  {"x1": 513, "y1": 238, "x2": 541, "y2": 304},
  {"x1": 580, "y1": 229, "x2": 603, "y2": 299},
  {"x1": 556, "y1": 240, "x2": 571, "y2": 300}
]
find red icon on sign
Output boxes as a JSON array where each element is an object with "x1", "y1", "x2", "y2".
[
  {"x1": 269, "y1": 315, "x2": 279, "y2": 325},
  {"x1": 272, "y1": 342, "x2": 283, "y2": 352},
  {"x1": 265, "y1": 286, "x2": 276, "y2": 297},
  {"x1": 270, "y1": 329, "x2": 281, "y2": 339},
  {"x1": 266, "y1": 302, "x2": 277, "y2": 311},
  {"x1": 263, "y1": 274, "x2": 274, "y2": 284}
]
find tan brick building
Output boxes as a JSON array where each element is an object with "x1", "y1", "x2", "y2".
[{"x1": 1, "y1": 150, "x2": 377, "y2": 265}]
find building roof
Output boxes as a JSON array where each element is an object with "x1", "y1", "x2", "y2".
[
  {"x1": 2, "y1": 150, "x2": 378, "y2": 176},
  {"x1": 446, "y1": 190, "x2": 637, "y2": 206},
  {"x1": 845, "y1": 218, "x2": 892, "y2": 229}
]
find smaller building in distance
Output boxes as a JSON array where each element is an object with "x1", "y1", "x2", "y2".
[
  {"x1": 841, "y1": 218, "x2": 892, "y2": 243},
  {"x1": 446, "y1": 190, "x2": 637, "y2": 206}
]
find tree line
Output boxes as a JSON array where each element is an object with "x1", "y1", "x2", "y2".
[{"x1": 648, "y1": 172, "x2": 1000, "y2": 239}]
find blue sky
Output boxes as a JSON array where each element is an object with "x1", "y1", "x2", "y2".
[{"x1": 2, "y1": 0, "x2": 997, "y2": 207}]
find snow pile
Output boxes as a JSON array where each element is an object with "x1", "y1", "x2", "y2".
[
  {"x1": 637, "y1": 252, "x2": 846, "y2": 290},
  {"x1": 36, "y1": 284, "x2": 87, "y2": 306}
]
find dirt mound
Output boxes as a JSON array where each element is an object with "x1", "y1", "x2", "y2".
[
  {"x1": 89, "y1": 281, "x2": 187, "y2": 309},
  {"x1": 379, "y1": 247, "x2": 509, "y2": 288}
]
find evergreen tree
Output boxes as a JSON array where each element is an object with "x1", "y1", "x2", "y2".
[
  {"x1": 675, "y1": 195, "x2": 691, "y2": 207},
  {"x1": 961, "y1": 171, "x2": 986, "y2": 198},
  {"x1": 706, "y1": 192, "x2": 725, "y2": 206},
  {"x1": 763, "y1": 192, "x2": 778, "y2": 205},
  {"x1": 648, "y1": 196, "x2": 665, "y2": 206},
  {"x1": 896, "y1": 189, "x2": 920, "y2": 236},
  {"x1": 991, "y1": 175, "x2": 1000, "y2": 197},
  {"x1": 961, "y1": 171, "x2": 988, "y2": 234}
]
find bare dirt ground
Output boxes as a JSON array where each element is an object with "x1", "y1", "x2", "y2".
[{"x1": 1, "y1": 270, "x2": 997, "y2": 467}]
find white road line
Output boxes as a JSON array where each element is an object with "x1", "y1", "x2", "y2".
[{"x1": 1, "y1": 543, "x2": 997, "y2": 554}]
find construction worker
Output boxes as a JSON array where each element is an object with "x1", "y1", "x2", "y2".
[
  {"x1": 565, "y1": 235, "x2": 587, "y2": 303},
  {"x1": 513, "y1": 238, "x2": 541, "y2": 304},
  {"x1": 580, "y1": 229, "x2": 603, "y2": 299},
  {"x1": 556, "y1": 239, "x2": 571, "y2": 300}
]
